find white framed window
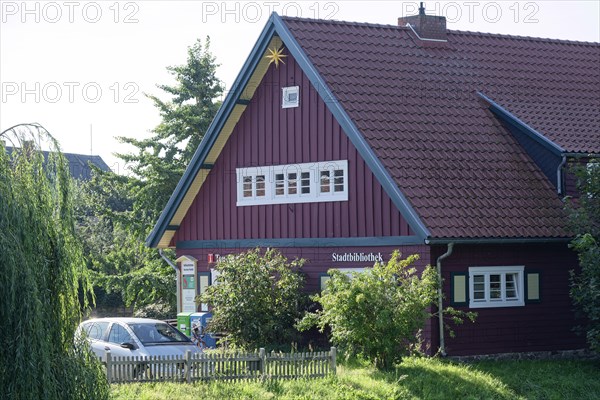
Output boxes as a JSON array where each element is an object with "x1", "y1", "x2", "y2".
[
  {"x1": 282, "y1": 86, "x2": 299, "y2": 108},
  {"x1": 468, "y1": 266, "x2": 525, "y2": 308},
  {"x1": 236, "y1": 160, "x2": 348, "y2": 206},
  {"x1": 210, "y1": 268, "x2": 221, "y2": 290},
  {"x1": 241, "y1": 174, "x2": 266, "y2": 200},
  {"x1": 198, "y1": 272, "x2": 210, "y2": 312},
  {"x1": 320, "y1": 268, "x2": 367, "y2": 291}
]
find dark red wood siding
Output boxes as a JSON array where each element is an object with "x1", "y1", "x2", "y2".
[
  {"x1": 173, "y1": 55, "x2": 413, "y2": 244},
  {"x1": 178, "y1": 245, "x2": 434, "y2": 352},
  {"x1": 564, "y1": 169, "x2": 578, "y2": 199},
  {"x1": 433, "y1": 244, "x2": 585, "y2": 356},
  {"x1": 178, "y1": 245, "x2": 429, "y2": 292},
  {"x1": 564, "y1": 158, "x2": 590, "y2": 199}
]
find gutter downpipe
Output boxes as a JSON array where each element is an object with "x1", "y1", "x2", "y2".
[
  {"x1": 436, "y1": 243, "x2": 454, "y2": 357},
  {"x1": 557, "y1": 154, "x2": 567, "y2": 195},
  {"x1": 159, "y1": 249, "x2": 181, "y2": 314}
]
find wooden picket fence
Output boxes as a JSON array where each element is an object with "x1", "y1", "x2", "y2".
[{"x1": 102, "y1": 347, "x2": 336, "y2": 384}]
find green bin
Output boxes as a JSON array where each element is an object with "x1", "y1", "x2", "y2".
[{"x1": 177, "y1": 312, "x2": 193, "y2": 337}]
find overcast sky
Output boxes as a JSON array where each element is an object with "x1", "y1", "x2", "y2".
[{"x1": 1, "y1": 1, "x2": 599, "y2": 173}]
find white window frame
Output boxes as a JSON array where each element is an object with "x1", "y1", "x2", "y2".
[
  {"x1": 282, "y1": 86, "x2": 300, "y2": 108},
  {"x1": 468, "y1": 266, "x2": 525, "y2": 308},
  {"x1": 236, "y1": 160, "x2": 348, "y2": 206},
  {"x1": 320, "y1": 268, "x2": 367, "y2": 291},
  {"x1": 210, "y1": 268, "x2": 220, "y2": 286},
  {"x1": 240, "y1": 173, "x2": 267, "y2": 201}
]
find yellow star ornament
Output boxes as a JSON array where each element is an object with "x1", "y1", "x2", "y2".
[{"x1": 266, "y1": 46, "x2": 287, "y2": 68}]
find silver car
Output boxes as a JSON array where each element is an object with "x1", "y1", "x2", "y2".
[{"x1": 77, "y1": 317, "x2": 202, "y2": 361}]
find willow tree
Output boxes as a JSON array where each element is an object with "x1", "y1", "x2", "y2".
[{"x1": 0, "y1": 124, "x2": 108, "y2": 400}]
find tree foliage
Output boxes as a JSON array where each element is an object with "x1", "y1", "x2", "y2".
[
  {"x1": 298, "y1": 252, "x2": 436, "y2": 369},
  {"x1": 0, "y1": 125, "x2": 109, "y2": 400},
  {"x1": 115, "y1": 37, "x2": 223, "y2": 219},
  {"x1": 75, "y1": 173, "x2": 176, "y2": 316},
  {"x1": 76, "y1": 37, "x2": 223, "y2": 316},
  {"x1": 199, "y1": 248, "x2": 307, "y2": 349},
  {"x1": 567, "y1": 160, "x2": 600, "y2": 352},
  {"x1": 298, "y1": 252, "x2": 474, "y2": 370}
]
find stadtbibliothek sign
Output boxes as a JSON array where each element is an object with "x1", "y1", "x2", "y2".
[{"x1": 331, "y1": 252, "x2": 384, "y2": 263}]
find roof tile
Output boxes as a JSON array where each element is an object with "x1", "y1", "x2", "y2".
[{"x1": 284, "y1": 17, "x2": 600, "y2": 238}]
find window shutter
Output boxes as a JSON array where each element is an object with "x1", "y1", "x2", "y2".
[
  {"x1": 525, "y1": 271, "x2": 541, "y2": 303},
  {"x1": 450, "y1": 272, "x2": 468, "y2": 306}
]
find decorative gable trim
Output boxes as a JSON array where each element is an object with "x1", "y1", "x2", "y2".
[
  {"x1": 147, "y1": 17, "x2": 280, "y2": 248},
  {"x1": 147, "y1": 13, "x2": 431, "y2": 248}
]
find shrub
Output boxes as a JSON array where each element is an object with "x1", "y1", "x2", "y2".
[
  {"x1": 567, "y1": 161, "x2": 600, "y2": 352},
  {"x1": 199, "y1": 248, "x2": 307, "y2": 349},
  {"x1": 298, "y1": 251, "x2": 438, "y2": 369},
  {"x1": 133, "y1": 301, "x2": 174, "y2": 320}
]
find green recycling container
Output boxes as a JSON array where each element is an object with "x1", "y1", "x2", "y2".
[{"x1": 177, "y1": 312, "x2": 193, "y2": 337}]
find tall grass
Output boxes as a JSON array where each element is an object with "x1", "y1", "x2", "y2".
[
  {"x1": 111, "y1": 356, "x2": 600, "y2": 400},
  {"x1": 0, "y1": 126, "x2": 109, "y2": 400}
]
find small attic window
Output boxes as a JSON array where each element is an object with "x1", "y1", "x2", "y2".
[{"x1": 282, "y1": 86, "x2": 299, "y2": 108}]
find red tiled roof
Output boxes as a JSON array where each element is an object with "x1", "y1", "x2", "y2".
[{"x1": 283, "y1": 17, "x2": 600, "y2": 238}]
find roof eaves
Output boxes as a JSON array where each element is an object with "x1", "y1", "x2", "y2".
[
  {"x1": 478, "y1": 92, "x2": 564, "y2": 156},
  {"x1": 274, "y1": 14, "x2": 431, "y2": 241},
  {"x1": 426, "y1": 237, "x2": 572, "y2": 245},
  {"x1": 146, "y1": 15, "x2": 278, "y2": 248},
  {"x1": 564, "y1": 152, "x2": 600, "y2": 158}
]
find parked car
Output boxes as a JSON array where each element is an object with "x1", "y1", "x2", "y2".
[{"x1": 77, "y1": 317, "x2": 202, "y2": 362}]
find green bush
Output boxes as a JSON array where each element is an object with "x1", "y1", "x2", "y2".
[
  {"x1": 298, "y1": 252, "x2": 438, "y2": 369},
  {"x1": 568, "y1": 161, "x2": 600, "y2": 352},
  {"x1": 133, "y1": 301, "x2": 174, "y2": 320},
  {"x1": 199, "y1": 248, "x2": 307, "y2": 349}
]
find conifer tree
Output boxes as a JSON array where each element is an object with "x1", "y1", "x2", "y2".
[{"x1": 79, "y1": 37, "x2": 223, "y2": 315}]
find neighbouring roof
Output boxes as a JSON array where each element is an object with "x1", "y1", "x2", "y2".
[
  {"x1": 147, "y1": 13, "x2": 600, "y2": 247},
  {"x1": 62, "y1": 152, "x2": 111, "y2": 180},
  {"x1": 6, "y1": 146, "x2": 111, "y2": 180},
  {"x1": 282, "y1": 16, "x2": 600, "y2": 239}
]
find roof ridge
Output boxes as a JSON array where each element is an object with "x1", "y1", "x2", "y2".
[
  {"x1": 6, "y1": 146, "x2": 105, "y2": 158},
  {"x1": 448, "y1": 28, "x2": 600, "y2": 46},
  {"x1": 281, "y1": 15, "x2": 600, "y2": 46},
  {"x1": 280, "y1": 15, "x2": 404, "y2": 30}
]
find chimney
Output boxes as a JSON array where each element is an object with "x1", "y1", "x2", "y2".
[{"x1": 398, "y1": 2, "x2": 447, "y2": 41}]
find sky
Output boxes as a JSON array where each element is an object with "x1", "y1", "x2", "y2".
[{"x1": 1, "y1": 0, "x2": 599, "y2": 174}]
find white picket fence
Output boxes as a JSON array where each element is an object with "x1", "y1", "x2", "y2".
[{"x1": 102, "y1": 347, "x2": 336, "y2": 384}]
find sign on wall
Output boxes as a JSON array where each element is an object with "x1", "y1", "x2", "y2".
[
  {"x1": 331, "y1": 252, "x2": 384, "y2": 263},
  {"x1": 177, "y1": 256, "x2": 198, "y2": 313}
]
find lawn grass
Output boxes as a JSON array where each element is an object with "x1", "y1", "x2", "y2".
[
  {"x1": 110, "y1": 357, "x2": 600, "y2": 400},
  {"x1": 474, "y1": 359, "x2": 600, "y2": 400}
]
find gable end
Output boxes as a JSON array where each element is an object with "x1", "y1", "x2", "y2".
[{"x1": 147, "y1": 13, "x2": 431, "y2": 248}]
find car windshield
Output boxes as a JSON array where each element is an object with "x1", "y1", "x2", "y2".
[{"x1": 128, "y1": 323, "x2": 191, "y2": 345}]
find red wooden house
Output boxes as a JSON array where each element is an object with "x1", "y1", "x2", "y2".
[{"x1": 148, "y1": 9, "x2": 600, "y2": 356}]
